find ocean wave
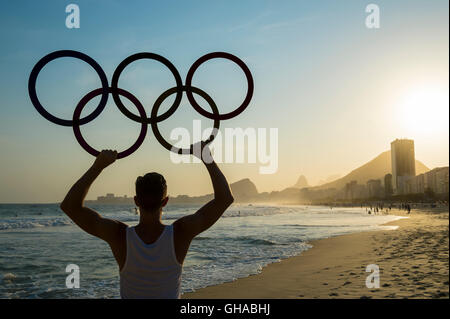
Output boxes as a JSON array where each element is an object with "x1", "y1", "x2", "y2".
[
  {"x1": 194, "y1": 236, "x2": 279, "y2": 246},
  {"x1": 0, "y1": 218, "x2": 73, "y2": 230},
  {"x1": 2, "y1": 273, "x2": 17, "y2": 282},
  {"x1": 280, "y1": 224, "x2": 373, "y2": 228},
  {"x1": 239, "y1": 237, "x2": 278, "y2": 246},
  {"x1": 0, "y1": 205, "x2": 298, "y2": 231}
]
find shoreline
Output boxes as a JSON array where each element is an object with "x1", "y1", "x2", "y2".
[{"x1": 183, "y1": 208, "x2": 449, "y2": 299}]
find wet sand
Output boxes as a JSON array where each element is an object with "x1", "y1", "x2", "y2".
[{"x1": 183, "y1": 209, "x2": 449, "y2": 299}]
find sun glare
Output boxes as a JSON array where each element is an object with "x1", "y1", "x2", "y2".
[{"x1": 399, "y1": 86, "x2": 449, "y2": 135}]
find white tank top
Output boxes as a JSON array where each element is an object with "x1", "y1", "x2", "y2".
[{"x1": 120, "y1": 225, "x2": 182, "y2": 299}]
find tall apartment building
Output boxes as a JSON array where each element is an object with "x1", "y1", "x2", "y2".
[
  {"x1": 405, "y1": 167, "x2": 449, "y2": 195},
  {"x1": 367, "y1": 179, "x2": 383, "y2": 198},
  {"x1": 391, "y1": 139, "x2": 416, "y2": 195},
  {"x1": 384, "y1": 173, "x2": 393, "y2": 197}
]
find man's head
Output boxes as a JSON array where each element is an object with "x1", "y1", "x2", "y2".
[{"x1": 134, "y1": 172, "x2": 168, "y2": 213}]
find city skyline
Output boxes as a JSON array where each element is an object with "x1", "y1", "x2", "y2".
[{"x1": 83, "y1": 137, "x2": 449, "y2": 203}]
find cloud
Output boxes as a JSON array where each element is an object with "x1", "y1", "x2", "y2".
[
  {"x1": 227, "y1": 10, "x2": 272, "y2": 33},
  {"x1": 260, "y1": 16, "x2": 316, "y2": 31}
]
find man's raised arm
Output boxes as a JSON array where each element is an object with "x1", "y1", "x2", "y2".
[
  {"x1": 174, "y1": 146, "x2": 234, "y2": 240},
  {"x1": 60, "y1": 150, "x2": 125, "y2": 243}
]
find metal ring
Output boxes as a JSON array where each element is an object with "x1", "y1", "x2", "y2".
[
  {"x1": 28, "y1": 50, "x2": 109, "y2": 127},
  {"x1": 150, "y1": 86, "x2": 220, "y2": 154},
  {"x1": 72, "y1": 87, "x2": 147, "y2": 159},
  {"x1": 111, "y1": 52, "x2": 183, "y2": 124},
  {"x1": 185, "y1": 52, "x2": 253, "y2": 120}
]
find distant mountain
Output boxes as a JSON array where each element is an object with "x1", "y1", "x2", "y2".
[
  {"x1": 316, "y1": 174, "x2": 342, "y2": 186},
  {"x1": 314, "y1": 150, "x2": 429, "y2": 190},
  {"x1": 293, "y1": 175, "x2": 309, "y2": 188},
  {"x1": 230, "y1": 178, "x2": 258, "y2": 201},
  {"x1": 171, "y1": 178, "x2": 258, "y2": 204}
]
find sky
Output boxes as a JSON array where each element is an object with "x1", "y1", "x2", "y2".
[{"x1": 0, "y1": 0, "x2": 448, "y2": 203}]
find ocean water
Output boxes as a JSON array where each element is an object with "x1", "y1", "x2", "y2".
[{"x1": 0, "y1": 203, "x2": 403, "y2": 298}]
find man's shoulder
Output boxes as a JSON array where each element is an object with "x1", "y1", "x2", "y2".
[
  {"x1": 172, "y1": 216, "x2": 194, "y2": 240},
  {"x1": 107, "y1": 219, "x2": 128, "y2": 244}
]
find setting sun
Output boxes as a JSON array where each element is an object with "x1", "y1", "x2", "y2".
[{"x1": 399, "y1": 86, "x2": 449, "y2": 135}]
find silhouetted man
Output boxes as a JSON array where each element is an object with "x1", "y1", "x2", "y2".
[{"x1": 60, "y1": 145, "x2": 234, "y2": 298}]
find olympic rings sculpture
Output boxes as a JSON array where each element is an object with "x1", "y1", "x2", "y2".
[{"x1": 28, "y1": 50, "x2": 253, "y2": 159}]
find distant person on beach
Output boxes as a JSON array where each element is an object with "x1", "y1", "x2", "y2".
[{"x1": 60, "y1": 145, "x2": 234, "y2": 299}]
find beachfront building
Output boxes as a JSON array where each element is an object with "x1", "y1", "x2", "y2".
[
  {"x1": 405, "y1": 173, "x2": 425, "y2": 194},
  {"x1": 345, "y1": 180, "x2": 357, "y2": 200},
  {"x1": 96, "y1": 193, "x2": 131, "y2": 204},
  {"x1": 391, "y1": 139, "x2": 416, "y2": 195},
  {"x1": 405, "y1": 166, "x2": 449, "y2": 195},
  {"x1": 426, "y1": 167, "x2": 449, "y2": 194},
  {"x1": 384, "y1": 173, "x2": 393, "y2": 197},
  {"x1": 367, "y1": 179, "x2": 383, "y2": 198},
  {"x1": 343, "y1": 180, "x2": 367, "y2": 200}
]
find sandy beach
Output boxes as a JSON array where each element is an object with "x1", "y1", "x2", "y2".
[{"x1": 183, "y1": 208, "x2": 449, "y2": 299}]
